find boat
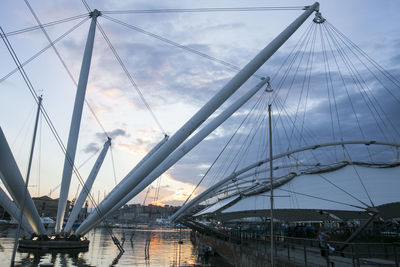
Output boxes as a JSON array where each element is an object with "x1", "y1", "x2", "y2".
[
  {"x1": 0, "y1": 219, "x2": 18, "y2": 227},
  {"x1": 18, "y1": 236, "x2": 89, "y2": 250},
  {"x1": 41, "y1": 217, "x2": 55, "y2": 228}
]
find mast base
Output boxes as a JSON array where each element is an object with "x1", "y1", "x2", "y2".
[{"x1": 18, "y1": 236, "x2": 89, "y2": 251}]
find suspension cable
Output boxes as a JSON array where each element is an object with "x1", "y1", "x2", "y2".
[
  {"x1": 1, "y1": 14, "x2": 89, "y2": 37},
  {"x1": 182, "y1": 90, "x2": 266, "y2": 206},
  {"x1": 324, "y1": 22, "x2": 400, "y2": 141},
  {"x1": 102, "y1": 6, "x2": 305, "y2": 15},
  {"x1": 110, "y1": 145, "x2": 118, "y2": 186},
  {"x1": 102, "y1": 15, "x2": 264, "y2": 79},
  {"x1": 286, "y1": 23, "x2": 317, "y2": 149},
  {"x1": 298, "y1": 22, "x2": 318, "y2": 144},
  {"x1": 342, "y1": 146, "x2": 375, "y2": 207},
  {"x1": 22, "y1": 0, "x2": 110, "y2": 138},
  {"x1": 322, "y1": 23, "x2": 390, "y2": 142},
  {"x1": 276, "y1": 187, "x2": 367, "y2": 211},
  {"x1": 0, "y1": 17, "x2": 90, "y2": 84},
  {"x1": 322, "y1": 22, "x2": 373, "y2": 161},
  {"x1": 270, "y1": 21, "x2": 314, "y2": 99},
  {"x1": 319, "y1": 25, "x2": 339, "y2": 160},
  {"x1": 96, "y1": 21, "x2": 167, "y2": 135},
  {"x1": 326, "y1": 21, "x2": 400, "y2": 90},
  {"x1": 210, "y1": 91, "x2": 266, "y2": 186},
  {"x1": 316, "y1": 171, "x2": 371, "y2": 208}
]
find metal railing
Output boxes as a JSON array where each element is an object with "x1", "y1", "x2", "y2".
[{"x1": 223, "y1": 229, "x2": 400, "y2": 266}]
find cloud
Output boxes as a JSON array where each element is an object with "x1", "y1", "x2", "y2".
[
  {"x1": 108, "y1": 128, "x2": 128, "y2": 139},
  {"x1": 95, "y1": 128, "x2": 128, "y2": 140},
  {"x1": 83, "y1": 142, "x2": 100, "y2": 153},
  {"x1": 146, "y1": 173, "x2": 199, "y2": 206},
  {"x1": 117, "y1": 133, "x2": 166, "y2": 156}
]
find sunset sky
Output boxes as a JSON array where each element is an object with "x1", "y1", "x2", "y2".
[{"x1": 1, "y1": 0, "x2": 399, "y2": 207}]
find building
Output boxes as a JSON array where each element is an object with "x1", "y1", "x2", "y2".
[
  {"x1": 32, "y1": 196, "x2": 70, "y2": 219},
  {"x1": 109, "y1": 204, "x2": 181, "y2": 224}
]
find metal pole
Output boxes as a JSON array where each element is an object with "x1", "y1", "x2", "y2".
[
  {"x1": 355, "y1": 244, "x2": 360, "y2": 267},
  {"x1": 10, "y1": 95, "x2": 42, "y2": 267},
  {"x1": 304, "y1": 239, "x2": 308, "y2": 265},
  {"x1": 55, "y1": 10, "x2": 100, "y2": 233},
  {"x1": 268, "y1": 104, "x2": 274, "y2": 267},
  {"x1": 63, "y1": 138, "x2": 111, "y2": 234}
]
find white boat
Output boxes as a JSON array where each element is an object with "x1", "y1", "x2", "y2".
[{"x1": 40, "y1": 217, "x2": 55, "y2": 228}]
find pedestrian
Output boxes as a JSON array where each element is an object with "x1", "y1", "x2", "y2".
[
  {"x1": 319, "y1": 229, "x2": 335, "y2": 266},
  {"x1": 318, "y1": 230, "x2": 330, "y2": 257}
]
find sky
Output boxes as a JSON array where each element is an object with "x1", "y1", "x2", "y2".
[{"x1": 0, "y1": 0, "x2": 399, "y2": 208}]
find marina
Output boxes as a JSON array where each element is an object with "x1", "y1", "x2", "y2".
[{"x1": 0, "y1": 226, "x2": 231, "y2": 266}]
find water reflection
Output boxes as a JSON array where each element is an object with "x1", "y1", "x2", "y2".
[{"x1": 0, "y1": 226, "x2": 227, "y2": 266}]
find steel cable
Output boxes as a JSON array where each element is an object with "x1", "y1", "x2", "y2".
[
  {"x1": 102, "y1": 15, "x2": 264, "y2": 80},
  {"x1": 102, "y1": 6, "x2": 305, "y2": 15},
  {"x1": 96, "y1": 21, "x2": 167, "y2": 135},
  {"x1": 1, "y1": 14, "x2": 89, "y2": 37}
]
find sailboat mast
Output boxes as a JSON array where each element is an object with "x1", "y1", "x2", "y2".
[
  {"x1": 55, "y1": 10, "x2": 101, "y2": 233},
  {"x1": 10, "y1": 95, "x2": 42, "y2": 267},
  {"x1": 268, "y1": 104, "x2": 274, "y2": 267}
]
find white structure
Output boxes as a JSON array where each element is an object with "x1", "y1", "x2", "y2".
[
  {"x1": 55, "y1": 10, "x2": 101, "y2": 233},
  {"x1": 0, "y1": 185, "x2": 33, "y2": 234},
  {"x1": 170, "y1": 140, "x2": 400, "y2": 221},
  {"x1": 194, "y1": 163, "x2": 400, "y2": 218},
  {"x1": 63, "y1": 138, "x2": 111, "y2": 234},
  {"x1": 0, "y1": 128, "x2": 45, "y2": 234}
]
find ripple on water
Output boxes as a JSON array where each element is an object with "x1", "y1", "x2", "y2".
[{"x1": 0, "y1": 226, "x2": 231, "y2": 266}]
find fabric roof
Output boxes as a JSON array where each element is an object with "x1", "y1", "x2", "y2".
[
  {"x1": 194, "y1": 195, "x2": 239, "y2": 217},
  {"x1": 222, "y1": 164, "x2": 400, "y2": 213}
]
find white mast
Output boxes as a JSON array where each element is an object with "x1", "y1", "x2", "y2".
[
  {"x1": 55, "y1": 9, "x2": 100, "y2": 233},
  {"x1": 63, "y1": 138, "x2": 111, "y2": 234},
  {"x1": 0, "y1": 185, "x2": 33, "y2": 234},
  {"x1": 0, "y1": 127, "x2": 45, "y2": 234}
]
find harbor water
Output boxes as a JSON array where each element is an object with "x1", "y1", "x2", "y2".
[{"x1": 0, "y1": 226, "x2": 231, "y2": 267}]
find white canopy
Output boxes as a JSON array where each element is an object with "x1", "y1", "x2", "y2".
[
  {"x1": 196, "y1": 164, "x2": 400, "y2": 216},
  {"x1": 194, "y1": 195, "x2": 240, "y2": 216}
]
